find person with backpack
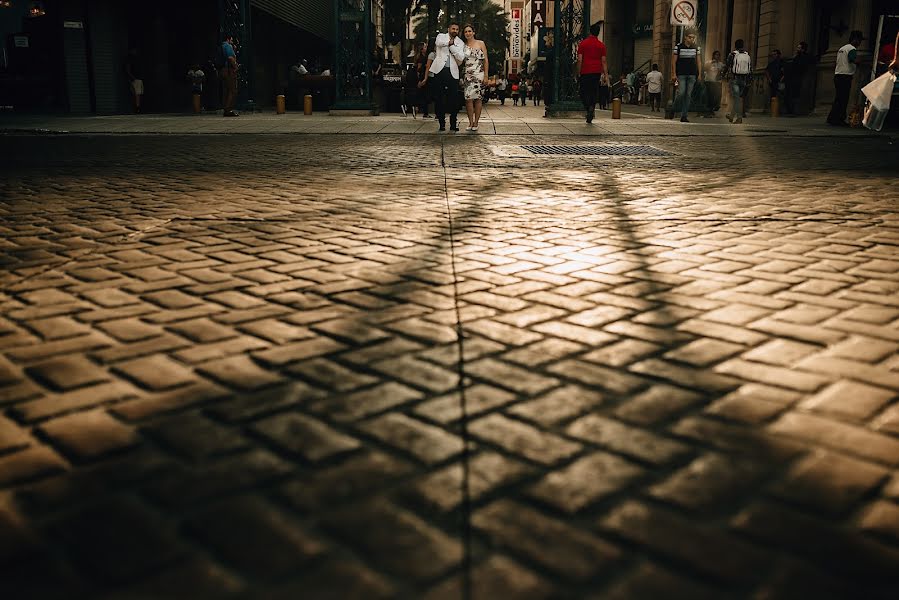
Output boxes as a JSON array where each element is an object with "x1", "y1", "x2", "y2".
[
  {"x1": 671, "y1": 30, "x2": 703, "y2": 122},
  {"x1": 217, "y1": 35, "x2": 240, "y2": 117},
  {"x1": 725, "y1": 39, "x2": 752, "y2": 124}
]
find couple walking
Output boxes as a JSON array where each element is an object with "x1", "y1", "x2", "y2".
[{"x1": 424, "y1": 23, "x2": 489, "y2": 132}]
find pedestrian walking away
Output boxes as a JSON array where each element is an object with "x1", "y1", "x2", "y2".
[
  {"x1": 672, "y1": 30, "x2": 702, "y2": 122},
  {"x1": 219, "y1": 35, "x2": 239, "y2": 117},
  {"x1": 532, "y1": 79, "x2": 542, "y2": 105},
  {"x1": 725, "y1": 39, "x2": 752, "y2": 124},
  {"x1": 512, "y1": 82, "x2": 520, "y2": 105},
  {"x1": 576, "y1": 22, "x2": 609, "y2": 123},
  {"x1": 827, "y1": 30, "x2": 864, "y2": 126},
  {"x1": 519, "y1": 79, "x2": 528, "y2": 107},
  {"x1": 462, "y1": 25, "x2": 489, "y2": 131},
  {"x1": 497, "y1": 77, "x2": 507, "y2": 105},
  {"x1": 645, "y1": 64, "x2": 663, "y2": 112},
  {"x1": 429, "y1": 22, "x2": 465, "y2": 132},
  {"x1": 784, "y1": 41, "x2": 814, "y2": 116},
  {"x1": 766, "y1": 49, "x2": 784, "y2": 108}
]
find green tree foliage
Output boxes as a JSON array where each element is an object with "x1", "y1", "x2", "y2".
[{"x1": 412, "y1": 0, "x2": 509, "y2": 75}]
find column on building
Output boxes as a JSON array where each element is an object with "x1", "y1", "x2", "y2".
[{"x1": 652, "y1": 0, "x2": 674, "y2": 102}]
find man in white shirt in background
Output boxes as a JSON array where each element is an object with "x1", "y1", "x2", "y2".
[
  {"x1": 429, "y1": 22, "x2": 465, "y2": 132},
  {"x1": 827, "y1": 30, "x2": 864, "y2": 126},
  {"x1": 645, "y1": 63, "x2": 663, "y2": 112}
]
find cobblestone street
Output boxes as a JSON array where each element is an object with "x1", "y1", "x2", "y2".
[{"x1": 2, "y1": 129, "x2": 899, "y2": 599}]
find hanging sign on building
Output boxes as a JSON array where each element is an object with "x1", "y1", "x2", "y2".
[
  {"x1": 531, "y1": 1, "x2": 546, "y2": 28},
  {"x1": 511, "y1": 9, "x2": 522, "y2": 59},
  {"x1": 670, "y1": 0, "x2": 697, "y2": 27}
]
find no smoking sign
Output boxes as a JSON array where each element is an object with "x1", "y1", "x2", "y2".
[{"x1": 670, "y1": 0, "x2": 697, "y2": 26}]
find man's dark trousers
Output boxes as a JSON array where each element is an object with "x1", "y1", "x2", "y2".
[
  {"x1": 827, "y1": 73, "x2": 853, "y2": 124},
  {"x1": 434, "y1": 67, "x2": 460, "y2": 127},
  {"x1": 580, "y1": 73, "x2": 600, "y2": 113}
]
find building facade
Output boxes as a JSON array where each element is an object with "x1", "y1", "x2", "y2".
[{"x1": 0, "y1": 0, "x2": 335, "y2": 114}]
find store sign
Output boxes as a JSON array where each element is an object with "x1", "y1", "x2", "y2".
[
  {"x1": 670, "y1": 0, "x2": 697, "y2": 27},
  {"x1": 511, "y1": 9, "x2": 522, "y2": 59},
  {"x1": 63, "y1": 21, "x2": 84, "y2": 29},
  {"x1": 531, "y1": 1, "x2": 546, "y2": 28},
  {"x1": 632, "y1": 23, "x2": 653, "y2": 38}
]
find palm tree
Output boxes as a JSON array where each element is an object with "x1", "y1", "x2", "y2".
[{"x1": 412, "y1": 0, "x2": 509, "y2": 76}]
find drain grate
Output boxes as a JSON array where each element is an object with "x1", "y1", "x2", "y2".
[{"x1": 521, "y1": 144, "x2": 672, "y2": 156}]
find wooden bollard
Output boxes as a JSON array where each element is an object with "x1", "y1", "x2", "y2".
[
  {"x1": 276, "y1": 94, "x2": 286, "y2": 114},
  {"x1": 304, "y1": 94, "x2": 313, "y2": 115}
]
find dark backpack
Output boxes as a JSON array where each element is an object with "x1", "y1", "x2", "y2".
[{"x1": 214, "y1": 43, "x2": 227, "y2": 69}]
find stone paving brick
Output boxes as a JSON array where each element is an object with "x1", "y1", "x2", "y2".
[
  {"x1": 632, "y1": 358, "x2": 741, "y2": 393},
  {"x1": 43, "y1": 497, "x2": 185, "y2": 583},
  {"x1": 464, "y1": 318, "x2": 543, "y2": 346},
  {"x1": 599, "y1": 500, "x2": 770, "y2": 586},
  {"x1": 529, "y1": 451, "x2": 646, "y2": 513},
  {"x1": 548, "y1": 360, "x2": 648, "y2": 395},
  {"x1": 824, "y1": 335, "x2": 898, "y2": 362},
  {"x1": 359, "y1": 413, "x2": 464, "y2": 465},
  {"x1": 470, "y1": 414, "x2": 582, "y2": 465},
  {"x1": 93, "y1": 332, "x2": 192, "y2": 364},
  {"x1": 112, "y1": 355, "x2": 195, "y2": 391},
  {"x1": 251, "y1": 412, "x2": 360, "y2": 462},
  {"x1": 747, "y1": 316, "x2": 847, "y2": 345},
  {"x1": 704, "y1": 383, "x2": 798, "y2": 424},
  {"x1": 600, "y1": 562, "x2": 724, "y2": 600},
  {"x1": 732, "y1": 501, "x2": 899, "y2": 583},
  {"x1": 799, "y1": 380, "x2": 895, "y2": 420},
  {"x1": 164, "y1": 317, "x2": 237, "y2": 343},
  {"x1": 13, "y1": 380, "x2": 139, "y2": 422},
  {"x1": 0, "y1": 445, "x2": 67, "y2": 486},
  {"x1": 567, "y1": 414, "x2": 690, "y2": 466},
  {"x1": 614, "y1": 384, "x2": 703, "y2": 426},
  {"x1": 714, "y1": 358, "x2": 831, "y2": 392},
  {"x1": 423, "y1": 555, "x2": 557, "y2": 600},
  {"x1": 95, "y1": 317, "x2": 163, "y2": 342},
  {"x1": 740, "y1": 338, "x2": 821, "y2": 366},
  {"x1": 0, "y1": 354, "x2": 22, "y2": 385},
  {"x1": 501, "y1": 337, "x2": 586, "y2": 367},
  {"x1": 279, "y1": 451, "x2": 413, "y2": 512},
  {"x1": 25, "y1": 355, "x2": 110, "y2": 391},
  {"x1": 662, "y1": 338, "x2": 744, "y2": 367},
  {"x1": 323, "y1": 498, "x2": 462, "y2": 581},
  {"x1": 186, "y1": 496, "x2": 325, "y2": 581},
  {"x1": 111, "y1": 555, "x2": 243, "y2": 599},
  {"x1": 38, "y1": 410, "x2": 139, "y2": 461},
  {"x1": 408, "y1": 452, "x2": 534, "y2": 512},
  {"x1": 858, "y1": 501, "x2": 899, "y2": 543},
  {"x1": 414, "y1": 385, "x2": 516, "y2": 424},
  {"x1": 465, "y1": 358, "x2": 558, "y2": 395},
  {"x1": 507, "y1": 385, "x2": 602, "y2": 427},
  {"x1": 194, "y1": 354, "x2": 282, "y2": 391},
  {"x1": 309, "y1": 381, "x2": 421, "y2": 422},
  {"x1": 473, "y1": 500, "x2": 621, "y2": 581},
  {"x1": 371, "y1": 355, "x2": 458, "y2": 394},
  {"x1": 144, "y1": 448, "x2": 294, "y2": 508},
  {"x1": 768, "y1": 412, "x2": 899, "y2": 466},
  {"x1": 649, "y1": 452, "x2": 769, "y2": 511},
  {"x1": 143, "y1": 413, "x2": 249, "y2": 460},
  {"x1": 796, "y1": 355, "x2": 899, "y2": 390},
  {"x1": 768, "y1": 449, "x2": 889, "y2": 515},
  {"x1": 24, "y1": 316, "x2": 91, "y2": 340}
]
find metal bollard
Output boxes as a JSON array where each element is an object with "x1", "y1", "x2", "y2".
[
  {"x1": 304, "y1": 94, "x2": 313, "y2": 115},
  {"x1": 612, "y1": 97, "x2": 621, "y2": 119},
  {"x1": 192, "y1": 94, "x2": 202, "y2": 114},
  {"x1": 770, "y1": 96, "x2": 779, "y2": 118},
  {"x1": 276, "y1": 94, "x2": 286, "y2": 114}
]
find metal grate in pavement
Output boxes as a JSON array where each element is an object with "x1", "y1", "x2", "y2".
[{"x1": 521, "y1": 144, "x2": 673, "y2": 156}]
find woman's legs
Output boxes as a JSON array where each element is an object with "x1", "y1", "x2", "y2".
[
  {"x1": 473, "y1": 99, "x2": 483, "y2": 127},
  {"x1": 465, "y1": 98, "x2": 475, "y2": 128}
]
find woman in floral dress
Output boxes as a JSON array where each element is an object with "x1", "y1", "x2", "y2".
[{"x1": 462, "y1": 25, "x2": 489, "y2": 131}]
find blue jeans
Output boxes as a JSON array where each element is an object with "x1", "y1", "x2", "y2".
[
  {"x1": 731, "y1": 77, "x2": 748, "y2": 118},
  {"x1": 677, "y1": 75, "x2": 696, "y2": 117}
]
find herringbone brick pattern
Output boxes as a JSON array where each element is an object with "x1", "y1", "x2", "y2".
[{"x1": 1, "y1": 134, "x2": 898, "y2": 598}]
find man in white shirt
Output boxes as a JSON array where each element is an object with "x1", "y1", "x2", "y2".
[
  {"x1": 497, "y1": 77, "x2": 508, "y2": 105},
  {"x1": 645, "y1": 64, "x2": 663, "y2": 112},
  {"x1": 827, "y1": 30, "x2": 864, "y2": 126},
  {"x1": 429, "y1": 22, "x2": 465, "y2": 131}
]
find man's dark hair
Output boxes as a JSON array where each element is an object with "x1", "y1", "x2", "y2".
[
  {"x1": 590, "y1": 23, "x2": 601, "y2": 37},
  {"x1": 223, "y1": 34, "x2": 233, "y2": 42},
  {"x1": 735, "y1": 38, "x2": 745, "y2": 50},
  {"x1": 652, "y1": 63, "x2": 658, "y2": 70},
  {"x1": 449, "y1": 21, "x2": 460, "y2": 29}
]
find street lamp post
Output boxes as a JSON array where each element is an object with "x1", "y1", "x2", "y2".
[
  {"x1": 333, "y1": 0, "x2": 374, "y2": 113},
  {"x1": 549, "y1": 0, "x2": 590, "y2": 115}
]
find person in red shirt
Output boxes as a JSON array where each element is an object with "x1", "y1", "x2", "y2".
[{"x1": 576, "y1": 22, "x2": 609, "y2": 123}]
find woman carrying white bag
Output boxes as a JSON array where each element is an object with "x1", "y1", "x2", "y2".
[{"x1": 862, "y1": 31, "x2": 898, "y2": 132}]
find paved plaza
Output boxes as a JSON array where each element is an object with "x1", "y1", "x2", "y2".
[{"x1": 1, "y1": 112, "x2": 899, "y2": 598}]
